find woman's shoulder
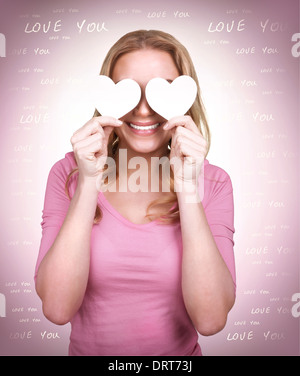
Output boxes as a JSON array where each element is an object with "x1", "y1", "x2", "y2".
[
  {"x1": 45, "y1": 152, "x2": 78, "y2": 192},
  {"x1": 202, "y1": 159, "x2": 233, "y2": 206},
  {"x1": 49, "y1": 151, "x2": 77, "y2": 177},
  {"x1": 204, "y1": 159, "x2": 231, "y2": 183}
]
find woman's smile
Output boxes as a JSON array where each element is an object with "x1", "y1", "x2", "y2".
[{"x1": 126, "y1": 121, "x2": 163, "y2": 135}]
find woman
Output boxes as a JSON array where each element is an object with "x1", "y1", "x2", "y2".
[{"x1": 35, "y1": 30, "x2": 236, "y2": 356}]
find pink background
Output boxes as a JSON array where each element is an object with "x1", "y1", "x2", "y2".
[{"x1": 0, "y1": 0, "x2": 299, "y2": 355}]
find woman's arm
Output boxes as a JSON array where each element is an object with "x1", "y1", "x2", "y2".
[
  {"x1": 35, "y1": 178, "x2": 98, "y2": 325},
  {"x1": 177, "y1": 193, "x2": 235, "y2": 336},
  {"x1": 35, "y1": 117, "x2": 122, "y2": 325},
  {"x1": 165, "y1": 116, "x2": 235, "y2": 335}
]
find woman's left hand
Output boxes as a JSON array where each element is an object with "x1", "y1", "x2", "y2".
[{"x1": 163, "y1": 115, "x2": 207, "y2": 194}]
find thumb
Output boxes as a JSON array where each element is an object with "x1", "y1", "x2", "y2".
[{"x1": 103, "y1": 125, "x2": 114, "y2": 139}]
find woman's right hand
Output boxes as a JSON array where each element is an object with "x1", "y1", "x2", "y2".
[{"x1": 70, "y1": 116, "x2": 122, "y2": 183}]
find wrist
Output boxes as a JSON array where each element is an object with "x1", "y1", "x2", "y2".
[
  {"x1": 77, "y1": 174, "x2": 101, "y2": 196},
  {"x1": 175, "y1": 182, "x2": 200, "y2": 204}
]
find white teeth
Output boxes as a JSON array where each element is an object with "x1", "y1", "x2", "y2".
[{"x1": 129, "y1": 123, "x2": 160, "y2": 130}]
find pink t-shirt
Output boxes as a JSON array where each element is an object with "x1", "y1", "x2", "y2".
[{"x1": 35, "y1": 152, "x2": 236, "y2": 356}]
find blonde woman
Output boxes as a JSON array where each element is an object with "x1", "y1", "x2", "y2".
[{"x1": 35, "y1": 30, "x2": 236, "y2": 356}]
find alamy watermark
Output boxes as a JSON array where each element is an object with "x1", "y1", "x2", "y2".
[
  {"x1": 291, "y1": 32, "x2": 300, "y2": 58},
  {"x1": 96, "y1": 149, "x2": 204, "y2": 203},
  {"x1": 0, "y1": 33, "x2": 6, "y2": 58},
  {"x1": 291, "y1": 292, "x2": 300, "y2": 318},
  {"x1": 0, "y1": 293, "x2": 6, "y2": 317}
]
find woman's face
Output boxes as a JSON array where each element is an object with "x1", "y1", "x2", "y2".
[{"x1": 111, "y1": 49, "x2": 180, "y2": 157}]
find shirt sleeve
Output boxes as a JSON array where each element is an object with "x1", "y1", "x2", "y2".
[
  {"x1": 203, "y1": 169, "x2": 236, "y2": 288},
  {"x1": 34, "y1": 154, "x2": 76, "y2": 282}
]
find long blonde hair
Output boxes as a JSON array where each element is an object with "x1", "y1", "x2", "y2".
[{"x1": 66, "y1": 30, "x2": 210, "y2": 224}]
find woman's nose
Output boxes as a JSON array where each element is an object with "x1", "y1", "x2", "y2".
[{"x1": 132, "y1": 91, "x2": 154, "y2": 116}]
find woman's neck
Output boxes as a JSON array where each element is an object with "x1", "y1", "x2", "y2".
[{"x1": 114, "y1": 145, "x2": 171, "y2": 194}]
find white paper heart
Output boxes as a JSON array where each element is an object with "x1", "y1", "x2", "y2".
[
  {"x1": 145, "y1": 75, "x2": 197, "y2": 120},
  {"x1": 92, "y1": 75, "x2": 141, "y2": 119}
]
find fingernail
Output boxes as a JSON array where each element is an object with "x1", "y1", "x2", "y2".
[
  {"x1": 116, "y1": 120, "x2": 123, "y2": 125},
  {"x1": 163, "y1": 123, "x2": 169, "y2": 129}
]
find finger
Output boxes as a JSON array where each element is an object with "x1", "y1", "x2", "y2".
[
  {"x1": 171, "y1": 128, "x2": 207, "y2": 153},
  {"x1": 75, "y1": 138, "x2": 105, "y2": 161},
  {"x1": 178, "y1": 144, "x2": 206, "y2": 163},
  {"x1": 172, "y1": 136, "x2": 207, "y2": 158},
  {"x1": 173, "y1": 126, "x2": 206, "y2": 146},
  {"x1": 71, "y1": 116, "x2": 122, "y2": 144},
  {"x1": 73, "y1": 132, "x2": 102, "y2": 153},
  {"x1": 97, "y1": 116, "x2": 123, "y2": 127},
  {"x1": 163, "y1": 115, "x2": 199, "y2": 133},
  {"x1": 102, "y1": 125, "x2": 115, "y2": 141}
]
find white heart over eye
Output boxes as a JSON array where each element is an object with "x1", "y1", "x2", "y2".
[
  {"x1": 92, "y1": 75, "x2": 141, "y2": 119},
  {"x1": 145, "y1": 75, "x2": 198, "y2": 120}
]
